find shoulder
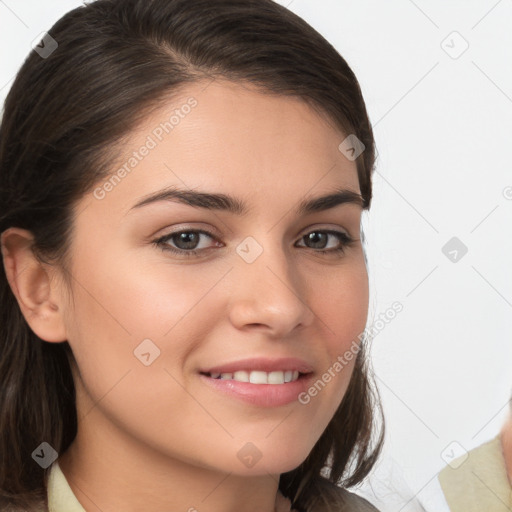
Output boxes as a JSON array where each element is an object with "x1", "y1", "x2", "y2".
[
  {"x1": 438, "y1": 435, "x2": 510, "y2": 512},
  {"x1": 309, "y1": 478, "x2": 381, "y2": 512},
  {"x1": 439, "y1": 434, "x2": 504, "y2": 483},
  {"x1": 338, "y1": 489, "x2": 380, "y2": 511}
]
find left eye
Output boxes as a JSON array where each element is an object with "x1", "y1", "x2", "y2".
[
  {"x1": 153, "y1": 229, "x2": 354, "y2": 257},
  {"x1": 296, "y1": 230, "x2": 353, "y2": 252},
  {"x1": 155, "y1": 230, "x2": 218, "y2": 254}
]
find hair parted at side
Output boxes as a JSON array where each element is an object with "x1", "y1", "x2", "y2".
[{"x1": 0, "y1": 0, "x2": 384, "y2": 510}]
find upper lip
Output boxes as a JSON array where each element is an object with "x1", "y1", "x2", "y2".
[{"x1": 200, "y1": 357, "x2": 314, "y2": 375}]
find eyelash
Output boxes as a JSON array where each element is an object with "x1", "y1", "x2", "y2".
[{"x1": 152, "y1": 228, "x2": 355, "y2": 258}]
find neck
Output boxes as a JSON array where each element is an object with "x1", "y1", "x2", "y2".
[
  {"x1": 58, "y1": 413, "x2": 282, "y2": 512},
  {"x1": 500, "y1": 416, "x2": 512, "y2": 486}
]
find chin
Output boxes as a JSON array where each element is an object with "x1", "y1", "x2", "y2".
[{"x1": 221, "y1": 440, "x2": 314, "y2": 477}]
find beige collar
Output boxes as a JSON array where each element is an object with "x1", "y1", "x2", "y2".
[
  {"x1": 47, "y1": 461, "x2": 86, "y2": 512},
  {"x1": 438, "y1": 434, "x2": 512, "y2": 512}
]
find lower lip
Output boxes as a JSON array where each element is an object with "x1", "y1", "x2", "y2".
[{"x1": 199, "y1": 373, "x2": 314, "y2": 407}]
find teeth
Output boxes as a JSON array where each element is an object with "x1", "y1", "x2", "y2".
[
  {"x1": 268, "y1": 371, "x2": 285, "y2": 384},
  {"x1": 249, "y1": 371, "x2": 268, "y2": 384},
  {"x1": 233, "y1": 371, "x2": 249, "y2": 382},
  {"x1": 208, "y1": 370, "x2": 301, "y2": 384}
]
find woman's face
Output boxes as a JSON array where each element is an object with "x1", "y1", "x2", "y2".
[{"x1": 58, "y1": 79, "x2": 369, "y2": 476}]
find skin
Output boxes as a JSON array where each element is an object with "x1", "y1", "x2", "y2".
[
  {"x1": 500, "y1": 415, "x2": 512, "y2": 486},
  {"x1": 1, "y1": 79, "x2": 369, "y2": 512}
]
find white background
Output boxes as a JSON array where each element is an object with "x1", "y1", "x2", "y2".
[{"x1": 1, "y1": 1, "x2": 511, "y2": 510}]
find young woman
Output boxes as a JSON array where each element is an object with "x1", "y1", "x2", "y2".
[{"x1": 0, "y1": 0, "x2": 384, "y2": 510}]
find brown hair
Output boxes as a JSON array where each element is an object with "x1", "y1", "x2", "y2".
[{"x1": 0, "y1": 0, "x2": 384, "y2": 510}]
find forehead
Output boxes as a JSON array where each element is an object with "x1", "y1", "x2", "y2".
[{"x1": 84, "y1": 79, "x2": 360, "y2": 217}]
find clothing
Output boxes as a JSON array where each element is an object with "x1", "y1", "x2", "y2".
[
  {"x1": 337, "y1": 491, "x2": 381, "y2": 511},
  {"x1": 438, "y1": 434, "x2": 512, "y2": 512},
  {"x1": 47, "y1": 460, "x2": 85, "y2": 512}
]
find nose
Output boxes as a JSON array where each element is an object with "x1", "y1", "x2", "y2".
[{"x1": 227, "y1": 237, "x2": 315, "y2": 338}]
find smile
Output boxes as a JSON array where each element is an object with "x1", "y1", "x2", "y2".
[{"x1": 206, "y1": 370, "x2": 301, "y2": 384}]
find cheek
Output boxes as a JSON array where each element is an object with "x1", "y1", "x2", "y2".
[
  {"x1": 316, "y1": 261, "x2": 369, "y2": 357},
  {"x1": 306, "y1": 263, "x2": 369, "y2": 406},
  {"x1": 62, "y1": 238, "x2": 370, "y2": 474},
  {"x1": 66, "y1": 240, "x2": 221, "y2": 344},
  {"x1": 63, "y1": 253, "x2": 226, "y2": 462},
  {"x1": 66, "y1": 245, "x2": 369, "y2": 399},
  {"x1": 62, "y1": 246, "x2": 225, "y2": 410}
]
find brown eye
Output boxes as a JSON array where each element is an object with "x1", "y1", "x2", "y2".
[
  {"x1": 296, "y1": 230, "x2": 354, "y2": 255},
  {"x1": 154, "y1": 229, "x2": 219, "y2": 257}
]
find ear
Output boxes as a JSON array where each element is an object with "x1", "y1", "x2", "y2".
[{"x1": 1, "y1": 227, "x2": 67, "y2": 343}]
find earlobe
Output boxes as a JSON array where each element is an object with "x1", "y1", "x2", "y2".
[{"x1": 0, "y1": 227, "x2": 68, "y2": 343}]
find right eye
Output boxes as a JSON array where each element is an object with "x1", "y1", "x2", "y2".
[{"x1": 153, "y1": 229, "x2": 222, "y2": 257}]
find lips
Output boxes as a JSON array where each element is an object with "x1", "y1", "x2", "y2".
[
  {"x1": 199, "y1": 369, "x2": 314, "y2": 407},
  {"x1": 198, "y1": 357, "x2": 314, "y2": 406}
]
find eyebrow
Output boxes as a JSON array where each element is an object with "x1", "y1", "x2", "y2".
[{"x1": 129, "y1": 186, "x2": 365, "y2": 216}]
